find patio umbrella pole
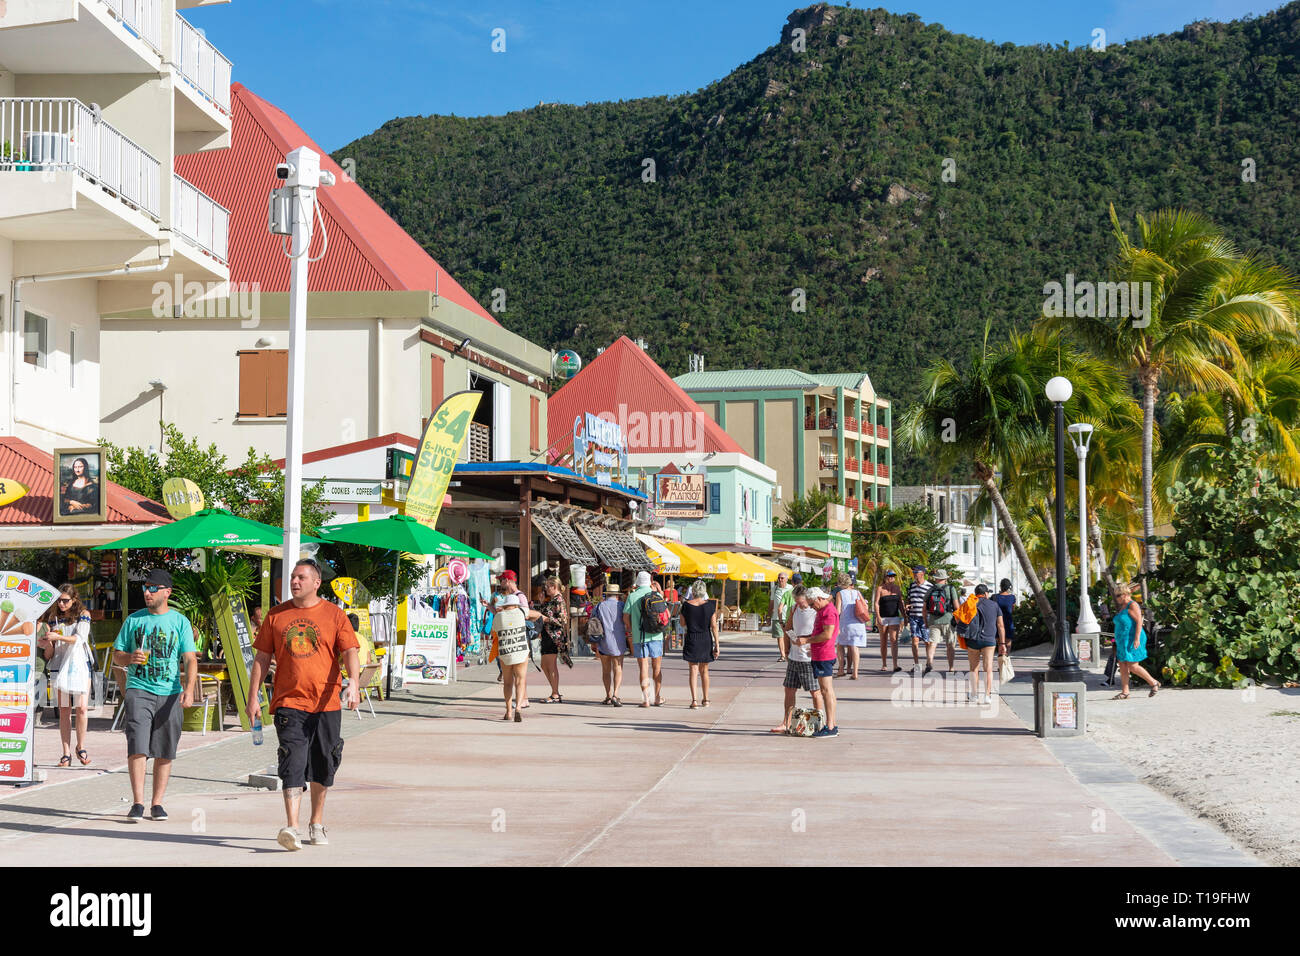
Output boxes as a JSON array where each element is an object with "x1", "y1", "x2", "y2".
[{"x1": 386, "y1": 549, "x2": 399, "y2": 698}]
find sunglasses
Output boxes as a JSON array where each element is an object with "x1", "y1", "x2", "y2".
[{"x1": 143, "y1": 585, "x2": 168, "y2": 593}]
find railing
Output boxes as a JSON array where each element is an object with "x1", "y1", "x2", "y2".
[
  {"x1": 863, "y1": 422, "x2": 875, "y2": 437},
  {"x1": 846, "y1": 496, "x2": 859, "y2": 510},
  {"x1": 0, "y1": 98, "x2": 161, "y2": 220},
  {"x1": 878, "y1": 425, "x2": 890, "y2": 440},
  {"x1": 173, "y1": 173, "x2": 229, "y2": 263},
  {"x1": 845, "y1": 416, "x2": 859, "y2": 433},
  {"x1": 878, "y1": 463, "x2": 891, "y2": 478},
  {"x1": 819, "y1": 454, "x2": 838, "y2": 470},
  {"x1": 100, "y1": 0, "x2": 164, "y2": 53},
  {"x1": 174, "y1": 13, "x2": 232, "y2": 114},
  {"x1": 844, "y1": 457, "x2": 859, "y2": 473}
]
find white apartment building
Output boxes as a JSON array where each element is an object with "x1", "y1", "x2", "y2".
[
  {"x1": 0, "y1": 0, "x2": 232, "y2": 448},
  {"x1": 894, "y1": 484, "x2": 1030, "y2": 595}
]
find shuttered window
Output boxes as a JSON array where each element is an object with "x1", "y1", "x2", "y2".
[
  {"x1": 430, "y1": 355, "x2": 444, "y2": 414},
  {"x1": 709, "y1": 482, "x2": 721, "y2": 514},
  {"x1": 237, "y1": 349, "x2": 288, "y2": 417}
]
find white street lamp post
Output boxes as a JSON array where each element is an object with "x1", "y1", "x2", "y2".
[{"x1": 1068, "y1": 422, "x2": 1099, "y2": 634}]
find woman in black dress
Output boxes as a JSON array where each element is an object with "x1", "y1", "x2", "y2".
[{"x1": 680, "y1": 580, "x2": 720, "y2": 709}]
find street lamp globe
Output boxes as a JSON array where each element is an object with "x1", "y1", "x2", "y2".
[{"x1": 1045, "y1": 376, "x2": 1073, "y2": 404}]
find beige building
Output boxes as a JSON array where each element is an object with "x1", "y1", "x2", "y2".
[
  {"x1": 674, "y1": 369, "x2": 892, "y2": 519},
  {"x1": 1, "y1": 0, "x2": 232, "y2": 448}
]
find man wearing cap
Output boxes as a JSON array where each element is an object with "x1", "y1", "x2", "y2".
[
  {"x1": 770, "y1": 571, "x2": 795, "y2": 661},
  {"x1": 112, "y1": 568, "x2": 198, "y2": 823},
  {"x1": 874, "y1": 569, "x2": 904, "y2": 673},
  {"x1": 624, "y1": 571, "x2": 667, "y2": 706},
  {"x1": 904, "y1": 566, "x2": 934, "y2": 676},
  {"x1": 248, "y1": 558, "x2": 361, "y2": 851},
  {"x1": 928, "y1": 569, "x2": 962, "y2": 674},
  {"x1": 806, "y1": 587, "x2": 840, "y2": 738}
]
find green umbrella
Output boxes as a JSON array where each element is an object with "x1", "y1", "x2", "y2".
[
  {"x1": 317, "y1": 514, "x2": 490, "y2": 559},
  {"x1": 92, "y1": 508, "x2": 327, "y2": 551}
]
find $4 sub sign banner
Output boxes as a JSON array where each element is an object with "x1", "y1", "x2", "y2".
[
  {"x1": 405, "y1": 391, "x2": 482, "y2": 528},
  {"x1": 0, "y1": 571, "x2": 57, "y2": 782}
]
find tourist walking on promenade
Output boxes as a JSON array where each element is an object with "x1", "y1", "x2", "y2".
[
  {"x1": 905, "y1": 567, "x2": 934, "y2": 675},
  {"x1": 833, "y1": 572, "x2": 868, "y2": 679},
  {"x1": 663, "y1": 576, "x2": 681, "y2": 652},
  {"x1": 1111, "y1": 584, "x2": 1160, "y2": 699},
  {"x1": 590, "y1": 580, "x2": 627, "y2": 706},
  {"x1": 37, "y1": 585, "x2": 94, "y2": 767},
  {"x1": 771, "y1": 586, "x2": 824, "y2": 733},
  {"x1": 994, "y1": 579, "x2": 1017, "y2": 661},
  {"x1": 536, "y1": 576, "x2": 569, "y2": 703},
  {"x1": 625, "y1": 571, "x2": 668, "y2": 707},
  {"x1": 490, "y1": 596, "x2": 551, "y2": 722},
  {"x1": 875, "y1": 570, "x2": 903, "y2": 673},
  {"x1": 770, "y1": 571, "x2": 794, "y2": 661},
  {"x1": 928, "y1": 569, "x2": 961, "y2": 673},
  {"x1": 681, "y1": 580, "x2": 719, "y2": 709},
  {"x1": 806, "y1": 588, "x2": 839, "y2": 738},
  {"x1": 248, "y1": 559, "x2": 361, "y2": 850},
  {"x1": 966, "y1": 585, "x2": 1004, "y2": 704},
  {"x1": 112, "y1": 569, "x2": 197, "y2": 823}
]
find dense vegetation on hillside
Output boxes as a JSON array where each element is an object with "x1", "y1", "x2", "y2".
[{"x1": 336, "y1": 3, "x2": 1300, "y2": 483}]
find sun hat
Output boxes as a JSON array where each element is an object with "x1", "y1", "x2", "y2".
[
  {"x1": 604, "y1": 581, "x2": 621, "y2": 595},
  {"x1": 635, "y1": 570, "x2": 652, "y2": 588},
  {"x1": 935, "y1": 569, "x2": 949, "y2": 581},
  {"x1": 805, "y1": 587, "x2": 830, "y2": 601}
]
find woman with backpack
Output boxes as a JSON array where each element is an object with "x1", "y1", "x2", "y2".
[
  {"x1": 36, "y1": 585, "x2": 95, "y2": 767},
  {"x1": 1111, "y1": 584, "x2": 1160, "y2": 699},
  {"x1": 833, "y1": 572, "x2": 869, "y2": 679}
]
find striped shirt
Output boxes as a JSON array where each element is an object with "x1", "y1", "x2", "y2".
[{"x1": 906, "y1": 581, "x2": 933, "y2": 617}]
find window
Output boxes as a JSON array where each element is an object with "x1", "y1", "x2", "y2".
[
  {"x1": 23, "y1": 312, "x2": 48, "y2": 369},
  {"x1": 709, "y1": 482, "x2": 721, "y2": 514},
  {"x1": 962, "y1": 534, "x2": 971, "y2": 556},
  {"x1": 237, "y1": 349, "x2": 288, "y2": 417}
]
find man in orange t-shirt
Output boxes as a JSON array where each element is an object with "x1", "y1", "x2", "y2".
[{"x1": 248, "y1": 558, "x2": 360, "y2": 851}]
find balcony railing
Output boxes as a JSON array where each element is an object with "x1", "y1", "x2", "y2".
[
  {"x1": 846, "y1": 496, "x2": 859, "y2": 510},
  {"x1": 0, "y1": 98, "x2": 161, "y2": 220},
  {"x1": 845, "y1": 457, "x2": 859, "y2": 473},
  {"x1": 845, "y1": 416, "x2": 859, "y2": 433},
  {"x1": 100, "y1": 0, "x2": 164, "y2": 53},
  {"x1": 818, "y1": 454, "x2": 838, "y2": 470},
  {"x1": 173, "y1": 173, "x2": 229, "y2": 263},
  {"x1": 863, "y1": 422, "x2": 875, "y2": 437},
  {"x1": 878, "y1": 425, "x2": 891, "y2": 440},
  {"x1": 174, "y1": 13, "x2": 232, "y2": 114},
  {"x1": 878, "y1": 463, "x2": 891, "y2": 478}
]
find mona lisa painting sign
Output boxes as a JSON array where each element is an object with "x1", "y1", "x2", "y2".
[{"x1": 52, "y1": 447, "x2": 107, "y2": 523}]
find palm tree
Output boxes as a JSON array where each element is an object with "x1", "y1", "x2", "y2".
[
  {"x1": 851, "y1": 507, "x2": 931, "y2": 612},
  {"x1": 900, "y1": 325, "x2": 1120, "y2": 628},
  {"x1": 1049, "y1": 206, "x2": 1298, "y2": 578}
]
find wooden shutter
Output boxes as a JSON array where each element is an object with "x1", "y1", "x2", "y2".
[
  {"x1": 430, "y1": 355, "x2": 444, "y2": 414},
  {"x1": 530, "y1": 395, "x2": 540, "y2": 452},
  {"x1": 237, "y1": 350, "x2": 266, "y2": 417},
  {"x1": 266, "y1": 350, "x2": 289, "y2": 417},
  {"x1": 709, "y1": 482, "x2": 721, "y2": 514}
]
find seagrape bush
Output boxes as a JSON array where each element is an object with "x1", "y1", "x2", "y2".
[{"x1": 1158, "y1": 439, "x2": 1300, "y2": 687}]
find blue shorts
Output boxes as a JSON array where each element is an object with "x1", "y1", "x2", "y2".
[
  {"x1": 909, "y1": 616, "x2": 931, "y2": 643},
  {"x1": 632, "y1": 640, "x2": 663, "y2": 659},
  {"x1": 811, "y1": 659, "x2": 835, "y2": 679}
]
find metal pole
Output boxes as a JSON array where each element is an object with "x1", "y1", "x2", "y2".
[
  {"x1": 1075, "y1": 440, "x2": 1099, "y2": 634},
  {"x1": 1049, "y1": 401, "x2": 1081, "y2": 680}
]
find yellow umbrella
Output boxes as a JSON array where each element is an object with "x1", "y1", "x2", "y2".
[
  {"x1": 710, "y1": 551, "x2": 781, "y2": 582},
  {"x1": 662, "y1": 541, "x2": 729, "y2": 576}
]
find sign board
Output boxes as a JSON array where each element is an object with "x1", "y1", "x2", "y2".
[
  {"x1": 406, "y1": 390, "x2": 482, "y2": 527},
  {"x1": 386, "y1": 448, "x2": 415, "y2": 481},
  {"x1": 318, "y1": 479, "x2": 383, "y2": 504},
  {"x1": 211, "y1": 589, "x2": 267, "y2": 731},
  {"x1": 655, "y1": 470, "x2": 706, "y2": 518},
  {"x1": 402, "y1": 613, "x2": 455, "y2": 685},
  {"x1": 553, "y1": 349, "x2": 581, "y2": 380},
  {"x1": 0, "y1": 572, "x2": 57, "y2": 782},
  {"x1": 52, "y1": 446, "x2": 108, "y2": 523},
  {"x1": 1052, "y1": 691, "x2": 1077, "y2": 730},
  {"x1": 572, "y1": 413, "x2": 628, "y2": 486},
  {"x1": 0, "y1": 479, "x2": 29, "y2": 508},
  {"x1": 161, "y1": 477, "x2": 205, "y2": 519}
]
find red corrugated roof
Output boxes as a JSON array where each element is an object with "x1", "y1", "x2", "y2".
[
  {"x1": 175, "y1": 84, "x2": 499, "y2": 325},
  {"x1": 547, "y1": 337, "x2": 745, "y2": 456},
  {"x1": 271, "y1": 432, "x2": 420, "y2": 469},
  {"x1": 0, "y1": 438, "x2": 170, "y2": 525}
]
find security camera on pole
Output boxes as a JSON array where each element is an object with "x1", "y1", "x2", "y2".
[{"x1": 269, "y1": 147, "x2": 335, "y2": 599}]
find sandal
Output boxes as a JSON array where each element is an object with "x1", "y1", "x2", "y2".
[
  {"x1": 76, "y1": 749, "x2": 90, "y2": 766},
  {"x1": 654, "y1": 698, "x2": 666, "y2": 706},
  {"x1": 690, "y1": 702, "x2": 699, "y2": 709},
  {"x1": 1149, "y1": 683, "x2": 1161, "y2": 697},
  {"x1": 1110, "y1": 692, "x2": 1130, "y2": 700},
  {"x1": 513, "y1": 710, "x2": 522, "y2": 722},
  {"x1": 611, "y1": 697, "x2": 622, "y2": 707},
  {"x1": 57, "y1": 754, "x2": 72, "y2": 767},
  {"x1": 701, "y1": 699, "x2": 710, "y2": 708}
]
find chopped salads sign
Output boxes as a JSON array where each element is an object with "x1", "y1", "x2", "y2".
[{"x1": 0, "y1": 572, "x2": 57, "y2": 783}]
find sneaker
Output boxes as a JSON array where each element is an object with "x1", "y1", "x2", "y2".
[
  {"x1": 812, "y1": 725, "x2": 839, "y2": 738},
  {"x1": 922, "y1": 664, "x2": 933, "y2": 676},
  {"x1": 277, "y1": 826, "x2": 302, "y2": 851},
  {"x1": 308, "y1": 823, "x2": 329, "y2": 845},
  {"x1": 150, "y1": 804, "x2": 168, "y2": 821},
  {"x1": 126, "y1": 803, "x2": 145, "y2": 823}
]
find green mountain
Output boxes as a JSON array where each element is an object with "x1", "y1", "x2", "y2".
[{"x1": 336, "y1": 3, "x2": 1300, "y2": 481}]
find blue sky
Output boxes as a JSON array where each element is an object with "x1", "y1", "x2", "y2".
[{"x1": 189, "y1": 0, "x2": 1284, "y2": 151}]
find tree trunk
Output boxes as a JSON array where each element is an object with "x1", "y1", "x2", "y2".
[
  {"x1": 1224, "y1": 393, "x2": 1236, "y2": 438},
  {"x1": 1088, "y1": 507, "x2": 1119, "y2": 604},
  {"x1": 977, "y1": 463, "x2": 1055, "y2": 631},
  {"x1": 1041, "y1": 497, "x2": 1057, "y2": 551},
  {"x1": 1139, "y1": 367, "x2": 1160, "y2": 625}
]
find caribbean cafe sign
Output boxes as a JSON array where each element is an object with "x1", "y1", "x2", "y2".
[{"x1": 654, "y1": 462, "x2": 706, "y2": 519}]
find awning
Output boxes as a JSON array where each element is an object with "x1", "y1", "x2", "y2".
[
  {"x1": 637, "y1": 533, "x2": 681, "y2": 573},
  {"x1": 577, "y1": 523, "x2": 656, "y2": 572},
  {"x1": 662, "y1": 541, "x2": 728, "y2": 577},
  {"x1": 532, "y1": 512, "x2": 597, "y2": 565},
  {"x1": 770, "y1": 542, "x2": 828, "y2": 574},
  {"x1": 711, "y1": 551, "x2": 782, "y2": 582}
]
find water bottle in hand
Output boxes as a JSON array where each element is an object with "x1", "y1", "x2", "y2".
[{"x1": 252, "y1": 714, "x2": 264, "y2": 746}]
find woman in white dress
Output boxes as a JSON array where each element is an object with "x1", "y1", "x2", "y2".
[
  {"x1": 834, "y1": 572, "x2": 869, "y2": 680},
  {"x1": 37, "y1": 585, "x2": 94, "y2": 766}
]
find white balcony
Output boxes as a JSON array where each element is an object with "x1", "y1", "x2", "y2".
[
  {"x1": 100, "y1": 0, "x2": 163, "y2": 53},
  {"x1": 174, "y1": 12, "x2": 231, "y2": 114},
  {"x1": 0, "y1": 0, "x2": 163, "y2": 73},
  {"x1": 0, "y1": 97, "x2": 161, "y2": 223},
  {"x1": 172, "y1": 172, "x2": 228, "y2": 263}
]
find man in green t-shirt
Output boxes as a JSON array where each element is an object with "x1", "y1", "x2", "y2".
[
  {"x1": 927, "y1": 568, "x2": 962, "y2": 674},
  {"x1": 770, "y1": 572, "x2": 795, "y2": 661},
  {"x1": 112, "y1": 569, "x2": 197, "y2": 823},
  {"x1": 623, "y1": 571, "x2": 666, "y2": 707}
]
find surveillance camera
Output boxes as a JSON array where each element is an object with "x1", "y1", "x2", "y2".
[{"x1": 276, "y1": 163, "x2": 293, "y2": 180}]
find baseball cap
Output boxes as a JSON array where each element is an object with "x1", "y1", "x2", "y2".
[
  {"x1": 499, "y1": 569, "x2": 517, "y2": 581},
  {"x1": 805, "y1": 587, "x2": 830, "y2": 601},
  {"x1": 791, "y1": 573, "x2": 803, "y2": 584},
  {"x1": 974, "y1": 584, "x2": 989, "y2": 595},
  {"x1": 911, "y1": 566, "x2": 925, "y2": 572},
  {"x1": 635, "y1": 570, "x2": 652, "y2": 588},
  {"x1": 145, "y1": 568, "x2": 173, "y2": 588},
  {"x1": 885, "y1": 570, "x2": 896, "y2": 577}
]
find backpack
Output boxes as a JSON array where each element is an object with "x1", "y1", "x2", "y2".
[
  {"x1": 953, "y1": 594, "x2": 979, "y2": 635},
  {"x1": 640, "y1": 591, "x2": 671, "y2": 634},
  {"x1": 788, "y1": 708, "x2": 825, "y2": 737},
  {"x1": 926, "y1": 586, "x2": 949, "y2": 617}
]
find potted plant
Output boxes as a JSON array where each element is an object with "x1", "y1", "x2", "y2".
[{"x1": 1, "y1": 141, "x2": 32, "y2": 172}]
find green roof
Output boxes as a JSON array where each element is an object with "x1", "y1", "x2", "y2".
[
  {"x1": 674, "y1": 369, "x2": 874, "y2": 394},
  {"x1": 813, "y1": 373, "x2": 871, "y2": 390}
]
